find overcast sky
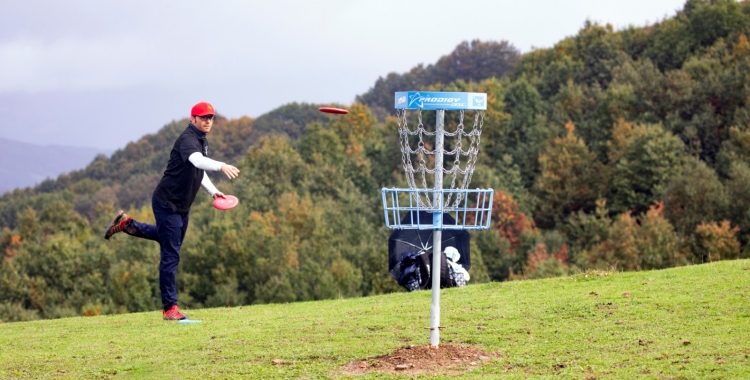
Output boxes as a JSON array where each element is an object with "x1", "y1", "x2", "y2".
[{"x1": 1, "y1": 0, "x2": 687, "y2": 150}]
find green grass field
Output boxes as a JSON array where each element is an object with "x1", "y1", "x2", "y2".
[{"x1": 2, "y1": 260, "x2": 749, "y2": 379}]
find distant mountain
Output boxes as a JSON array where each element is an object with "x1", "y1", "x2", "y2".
[{"x1": 0, "y1": 137, "x2": 111, "y2": 194}]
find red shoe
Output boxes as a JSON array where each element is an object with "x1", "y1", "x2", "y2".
[
  {"x1": 163, "y1": 305, "x2": 188, "y2": 321},
  {"x1": 103, "y1": 210, "x2": 132, "y2": 240}
]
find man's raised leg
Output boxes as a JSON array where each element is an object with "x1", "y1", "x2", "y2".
[{"x1": 103, "y1": 210, "x2": 158, "y2": 241}]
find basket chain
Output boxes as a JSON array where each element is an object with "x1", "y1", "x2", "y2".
[{"x1": 396, "y1": 108, "x2": 485, "y2": 210}]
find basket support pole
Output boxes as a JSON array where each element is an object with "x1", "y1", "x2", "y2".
[{"x1": 430, "y1": 109, "x2": 445, "y2": 347}]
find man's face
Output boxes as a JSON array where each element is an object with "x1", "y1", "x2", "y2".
[{"x1": 191, "y1": 115, "x2": 214, "y2": 133}]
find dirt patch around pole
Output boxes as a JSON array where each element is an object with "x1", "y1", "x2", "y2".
[{"x1": 340, "y1": 344, "x2": 502, "y2": 375}]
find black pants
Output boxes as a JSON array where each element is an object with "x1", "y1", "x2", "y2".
[{"x1": 125, "y1": 197, "x2": 189, "y2": 311}]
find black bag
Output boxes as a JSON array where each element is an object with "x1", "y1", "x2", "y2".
[
  {"x1": 396, "y1": 251, "x2": 423, "y2": 291},
  {"x1": 397, "y1": 250, "x2": 457, "y2": 291},
  {"x1": 418, "y1": 250, "x2": 456, "y2": 290}
]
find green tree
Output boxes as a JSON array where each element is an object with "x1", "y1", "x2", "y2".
[
  {"x1": 725, "y1": 161, "x2": 750, "y2": 243},
  {"x1": 607, "y1": 120, "x2": 685, "y2": 214},
  {"x1": 663, "y1": 156, "x2": 729, "y2": 236},
  {"x1": 534, "y1": 122, "x2": 603, "y2": 228},
  {"x1": 567, "y1": 199, "x2": 611, "y2": 263}
]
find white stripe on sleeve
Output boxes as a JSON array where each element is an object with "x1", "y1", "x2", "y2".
[
  {"x1": 188, "y1": 152, "x2": 225, "y2": 171},
  {"x1": 200, "y1": 172, "x2": 219, "y2": 197}
]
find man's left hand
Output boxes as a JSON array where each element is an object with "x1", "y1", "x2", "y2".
[
  {"x1": 213, "y1": 191, "x2": 225, "y2": 199},
  {"x1": 221, "y1": 164, "x2": 240, "y2": 179}
]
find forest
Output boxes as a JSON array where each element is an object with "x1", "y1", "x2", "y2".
[{"x1": 2, "y1": 0, "x2": 750, "y2": 322}]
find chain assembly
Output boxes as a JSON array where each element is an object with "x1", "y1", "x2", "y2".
[{"x1": 396, "y1": 108, "x2": 485, "y2": 210}]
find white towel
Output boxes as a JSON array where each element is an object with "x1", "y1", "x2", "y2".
[{"x1": 444, "y1": 246, "x2": 470, "y2": 281}]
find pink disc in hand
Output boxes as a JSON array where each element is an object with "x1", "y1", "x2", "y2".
[{"x1": 213, "y1": 195, "x2": 239, "y2": 210}]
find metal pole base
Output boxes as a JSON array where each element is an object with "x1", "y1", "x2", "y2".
[{"x1": 429, "y1": 304, "x2": 441, "y2": 346}]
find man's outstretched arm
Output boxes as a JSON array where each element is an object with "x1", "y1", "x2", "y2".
[{"x1": 188, "y1": 152, "x2": 240, "y2": 179}]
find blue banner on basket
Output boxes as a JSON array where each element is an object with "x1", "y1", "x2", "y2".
[{"x1": 395, "y1": 92, "x2": 487, "y2": 110}]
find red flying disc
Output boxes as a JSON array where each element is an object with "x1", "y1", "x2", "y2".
[
  {"x1": 213, "y1": 195, "x2": 239, "y2": 210},
  {"x1": 319, "y1": 107, "x2": 349, "y2": 114}
]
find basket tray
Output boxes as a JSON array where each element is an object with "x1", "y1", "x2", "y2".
[{"x1": 381, "y1": 188, "x2": 493, "y2": 230}]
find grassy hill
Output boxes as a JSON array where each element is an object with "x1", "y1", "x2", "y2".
[{"x1": 2, "y1": 259, "x2": 748, "y2": 379}]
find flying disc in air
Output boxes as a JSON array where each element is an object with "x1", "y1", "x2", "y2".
[
  {"x1": 319, "y1": 107, "x2": 349, "y2": 115},
  {"x1": 213, "y1": 195, "x2": 239, "y2": 210}
]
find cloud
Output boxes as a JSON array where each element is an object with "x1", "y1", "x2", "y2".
[
  {"x1": 0, "y1": 36, "x2": 180, "y2": 92},
  {"x1": 0, "y1": 0, "x2": 687, "y2": 150}
]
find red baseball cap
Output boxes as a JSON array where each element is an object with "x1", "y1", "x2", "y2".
[{"x1": 191, "y1": 102, "x2": 215, "y2": 116}]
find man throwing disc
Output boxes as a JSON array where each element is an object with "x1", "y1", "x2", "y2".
[{"x1": 103, "y1": 102, "x2": 240, "y2": 320}]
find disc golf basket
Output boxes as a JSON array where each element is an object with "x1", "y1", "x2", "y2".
[{"x1": 382, "y1": 91, "x2": 494, "y2": 346}]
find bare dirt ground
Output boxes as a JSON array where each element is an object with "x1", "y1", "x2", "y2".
[{"x1": 340, "y1": 344, "x2": 502, "y2": 375}]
